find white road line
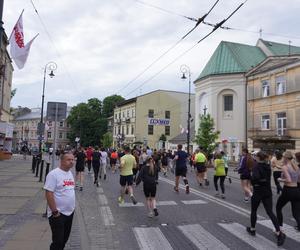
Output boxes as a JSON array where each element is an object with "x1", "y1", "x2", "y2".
[
  {"x1": 96, "y1": 187, "x2": 104, "y2": 193},
  {"x1": 133, "y1": 227, "x2": 173, "y2": 250},
  {"x1": 99, "y1": 206, "x2": 115, "y2": 226},
  {"x1": 119, "y1": 202, "x2": 144, "y2": 207},
  {"x1": 219, "y1": 222, "x2": 285, "y2": 250},
  {"x1": 258, "y1": 219, "x2": 300, "y2": 243},
  {"x1": 157, "y1": 201, "x2": 177, "y2": 206},
  {"x1": 181, "y1": 200, "x2": 207, "y2": 205},
  {"x1": 159, "y1": 176, "x2": 265, "y2": 219},
  {"x1": 178, "y1": 224, "x2": 229, "y2": 250},
  {"x1": 98, "y1": 194, "x2": 108, "y2": 205}
]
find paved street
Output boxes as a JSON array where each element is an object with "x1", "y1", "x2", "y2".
[{"x1": 0, "y1": 156, "x2": 300, "y2": 249}]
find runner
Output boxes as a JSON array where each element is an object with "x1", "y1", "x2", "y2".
[
  {"x1": 213, "y1": 153, "x2": 226, "y2": 198},
  {"x1": 100, "y1": 147, "x2": 108, "y2": 180},
  {"x1": 136, "y1": 156, "x2": 159, "y2": 218},
  {"x1": 74, "y1": 147, "x2": 86, "y2": 191},
  {"x1": 85, "y1": 146, "x2": 93, "y2": 173},
  {"x1": 92, "y1": 146, "x2": 101, "y2": 187},
  {"x1": 221, "y1": 151, "x2": 232, "y2": 184},
  {"x1": 270, "y1": 150, "x2": 283, "y2": 194},
  {"x1": 174, "y1": 144, "x2": 190, "y2": 194},
  {"x1": 246, "y1": 151, "x2": 286, "y2": 246},
  {"x1": 118, "y1": 146, "x2": 137, "y2": 204},
  {"x1": 194, "y1": 148, "x2": 207, "y2": 187},
  {"x1": 276, "y1": 151, "x2": 300, "y2": 232},
  {"x1": 238, "y1": 148, "x2": 254, "y2": 202},
  {"x1": 161, "y1": 150, "x2": 169, "y2": 177},
  {"x1": 110, "y1": 149, "x2": 118, "y2": 173}
]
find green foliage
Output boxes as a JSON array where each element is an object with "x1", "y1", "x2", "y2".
[
  {"x1": 159, "y1": 134, "x2": 167, "y2": 142},
  {"x1": 101, "y1": 132, "x2": 113, "y2": 148},
  {"x1": 102, "y1": 95, "x2": 124, "y2": 118},
  {"x1": 195, "y1": 114, "x2": 220, "y2": 155},
  {"x1": 11, "y1": 88, "x2": 17, "y2": 99}
]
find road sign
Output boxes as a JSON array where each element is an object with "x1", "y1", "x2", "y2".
[
  {"x1": 37, "y1": 122, "x2": 45, "y2": 135},
  {"x1": 46, "y1": 102, "x2": 67, "y2": 121}
]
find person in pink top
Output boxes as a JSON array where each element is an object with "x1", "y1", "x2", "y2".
[{"x1": 85, "y1": 146, "x2": 93, "y2": 173}]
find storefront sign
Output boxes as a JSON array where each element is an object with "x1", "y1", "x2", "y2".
[{"x1": 148, "y1": 118, "x2": 170, "y2": 126}]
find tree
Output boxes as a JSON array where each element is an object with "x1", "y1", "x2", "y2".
[
  {"x1": 101, "y1": 132, "x2": 113, "y2": 148},
  {"x1": 102, "y1": 95, "x2": 124, "y2": 118},
  {"x1": 195, "y1": 114, "x2": 220, "y2": 156},
  {"x1": 67, "y1": 98, "x2": 106, "y2": 147},
  {"x1": 11, "y1": 88, "x2": 17, "y2": 99}
]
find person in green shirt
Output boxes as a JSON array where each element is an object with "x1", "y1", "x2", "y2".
[
  {"x1": 118, "y1": 146, "x2": 137, "y2": 205},
  {"x1": 194, "y1": 148, "x2": 207, "y2": 187},
  {"x1": 214, "y1": 153, "x2": 226, "y2": 199}
]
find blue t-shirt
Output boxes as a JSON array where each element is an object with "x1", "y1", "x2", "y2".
[{"x1": 176, "y1": 150, "x2": 188, "y2": 168}]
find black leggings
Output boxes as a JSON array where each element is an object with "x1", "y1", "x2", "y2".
[
  {"x1": 273, "y1": 171, "x2": 282, "y2": 193},
  {"x1": 214, "y1": 176, "x2": 225, "y2": 194},
  {"x1": 276, "y1": 186, "x2": 300, "y2": 228},
  {"x1": 251, "y1": 189, "x2": 280, "y2": 231},
  {"x1": 92, "y1": 163, "x2": 100, "y2": 181}
]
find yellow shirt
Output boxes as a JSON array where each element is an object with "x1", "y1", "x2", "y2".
[
  {"x1": 120, "y1": 154, "x2": 136, "y2": 176},
  {"x1": 195, "y1": 152, "x2": 207, "y2": 163},
  {"x1": 214, "y1": 159, "x2": 226, "y2": 176}
]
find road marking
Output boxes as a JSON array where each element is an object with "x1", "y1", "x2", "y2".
[
  {"x1": 96, "y1": 187, "x2": 104, "y2": 193},
  {"x1": 99, "y1": 206, "x2": 115, "y2": 226},
  {"x1": 119, "y1": 202, "x2": 144, "y2": 207},
  {"x1": 181, "y1": 200, "x2": 207, "y2": 205},
  {"x1": 159, "y1": 176, "x2": 265, "y2": 219},
  {"x1": 133, "y1": 227, "x2": 173, "y2": 250},
  {"x1": 157, "y1": 201, "x2": 177, "y2": 206},
  {"x1": 178, "y1": 224, "x2": 229, "y2": 249},
  {"x1": 98, "y1": 194, "x2": 108, "y2": 205},
  {"x1": 258, "y1": 219, "x2": 300, "y2": 243},
  {"x1": 219, "y1": 222, "x2": 285, "y2": 250}
]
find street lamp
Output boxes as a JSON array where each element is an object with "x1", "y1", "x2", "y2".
[
  {"x1": 180, "y1": 64, "x2": 191, "y2": 155},
  {"x1": 38, "y1": 62, "x2": 57, "y2": 158}
]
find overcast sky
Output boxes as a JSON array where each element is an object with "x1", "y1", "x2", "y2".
[{"x1": 3, "y1": 0, "x2": 300, "y2": 108}]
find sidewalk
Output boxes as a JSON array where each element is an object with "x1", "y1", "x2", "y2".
[{"x1": 0, "y1": 155, "x2": 81, "y2": 250}]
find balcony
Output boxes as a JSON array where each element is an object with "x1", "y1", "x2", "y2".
[{"x1": 248, "y1": 128, "x2": 291, "y2": 140}]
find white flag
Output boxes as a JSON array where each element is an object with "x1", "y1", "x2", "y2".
[{"x1": 9, "y1": 11, "x2": 38, "y2": 69}]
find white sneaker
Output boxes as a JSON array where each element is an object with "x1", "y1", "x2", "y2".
[
  {"x1": 215, "y1": 192, "x2": 220, "y2": 197},
  {"x1": 148, "y1": 212, "x2": 154, "y2": 218}
]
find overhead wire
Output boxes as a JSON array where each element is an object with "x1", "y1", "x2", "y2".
[
  {"x1": 114, "y1": 0, "x2": 220, "y2": 94},
  {"x1": 123, "y1": 0, "x2": 247, "y2": 98}
]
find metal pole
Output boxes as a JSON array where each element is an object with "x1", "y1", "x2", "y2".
[
  {"x1": 51, "y1": 103, "x2": 58, "y2": 169},
  {"x1": 38, "y1": 67, "x2": 47, "y2": 159},
  {"x1": 0, "y1": 0, "x2": 4, "y2": 46},
  {"x1": 187, "y1": 71, "x2": 191, "y2": 155}
]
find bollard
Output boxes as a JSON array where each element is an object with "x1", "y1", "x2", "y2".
[
  {"x1": 39, "y1": 160, "x2": 44, "y2": 182},
  {"x1": 44, "y1": 163, "x2": 50, "y2": 183},
  {"x1": 31, "y1": 156, "x2": 36, "y2": 173},
  {"x1": 35, "y1": 159, "x2": 40, "y2": 177}
]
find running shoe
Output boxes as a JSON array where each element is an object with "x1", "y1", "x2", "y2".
[
  {"x1": 246, "y1": 227, "x2": 256, "y2": 236},
  {"x1": 244, "y1": 197, "x2": 249, "y2": 203},
  {"x1": 277, "y1": 232, "x2": 286, "y2": 246},
  {"x1": 79, "y1": 187, "x2": 83, "y2": 191},
  {"x1": 174, "y1": 186, "x2": 179, "y2": 193},
  {"x1": 153, "y1": 208, "x2": 159, "y2": 216},
  {"x1": 148, "y1": 212, "x2": 154, "y2": 218},
  {"x1": 118, "y1": 196, "x2": 124, "y2": 204},
  {"x1": 104, "y1": 174, "x2": 106, "y2": 180},
  {"x1": 199, "y1": 183, "x2": 202, "y2": 187},
  {"x1": 221, "y1": 194, "x2": 225, "y2": 199},
  {"x1": 215, "y1": 192, "x2": 220, "y2": 197},
  {"x1": 185, "y1": 185, "x2": 190, "y2": 194},
  {"x1": 228, "y1": 178, "x2": 232, "y2": 184},
  {"x1": 130, "y1": 195, "x2": 137, "y2": 205}
]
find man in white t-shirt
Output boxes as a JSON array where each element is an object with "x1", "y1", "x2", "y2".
[
  {"x1": 100, "y1": 147, "x2": 108, "y2": 180},
  {"x1": 44, "y1": 152, "x2": 75, "y2": 250}
]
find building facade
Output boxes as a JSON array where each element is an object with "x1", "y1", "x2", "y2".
[
  {"x1": 12, "y1": 108, "x2": 71, "y2": 151},
  {"x1": 113, "y1": 90, "x2": 195, "y2": 149},
  {"x1": 247, "y1": 56, "x2": 300, "y2": 152},
  {"x1": 194, "y1": 39, "x2": 300, "y2": 160}
]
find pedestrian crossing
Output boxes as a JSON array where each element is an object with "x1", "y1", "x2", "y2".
[
  {"x1": 132, "y1": 220, "x2": 296, "y2": 249},
  {"x1": 119, "y1": 199, "x2": 207, "y2": 207}
]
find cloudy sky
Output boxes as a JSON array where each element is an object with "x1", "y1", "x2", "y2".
[{"x1": 3, "y1": 0, "x2": 300, "y2": 108}]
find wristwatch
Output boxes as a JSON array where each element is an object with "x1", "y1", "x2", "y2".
[{"x1": 52, "y1": 210, "x2": 59, "y2": 216}]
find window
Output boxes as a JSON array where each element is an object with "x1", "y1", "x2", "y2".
[
  {"x1": 165, "y1": 111, "x2": 170, "y2": 119},
  {"x1": 148, "y1": 125, "x2": 154, "y2": 135},
  {"x1": 126, "y1": 125, "x2": 129, "y2": 135},
  {"x1": 148, "y1": 109, "x2": 154, "y2": 118},
  {"x1": 276, "y1": 75, "x2": 286, "y2": 95},
  {"x1": 165, "y1": 126, "x2": 170, "y2": 136},
  {"x1": 277, "y1": 112, "x2": 287, "y2": 136},
  {"x1": 262, "y1": 80, "x2": 270, "y2": 97},
  {"x1": 131, "y1": 125, "x2": 134, "y2": 135},
  {"x1": 261, "y1": 114, "x2": 270, "y2": 130},
  {"x1": 122, "y1": 126, "x2": 124, "y2": 134},
  {"x1": 47, "y1": 132, "x2": 52, "y2": 138},
  {"x1": 223, "y1": 95, "x2": 233, "y2": 111},
  {"x1": 59, "y1": 121, "x2": 64, "y2": 127},
  {"x1": 118, "y1": 126, "x2": 121, "y2": 135},
  {"x1": 122, "y1": 112, "x2": 125, "y2": 118},
  {"x1": 132, "y1": 109, "x2": 135, "y2": 117},
  {"x1": 59, "y1": 132, "x2": 63, "y2": 139},
  {"x1": 127, "y1": 110, "x2": 130, "y2": 117},
  {"x1": 119, "y1": 113, "x2": 121, "y2": 119}
]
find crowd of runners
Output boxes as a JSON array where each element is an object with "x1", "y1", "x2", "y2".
[{"x1": 68, "y1": 144, "x2": 300, "y2": 246}]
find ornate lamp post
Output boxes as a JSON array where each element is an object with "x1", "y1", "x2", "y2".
[
  {"x1": 38, "y1": 62, "x2": 57, "y2": 158},
  {"x1": 180, "y1": 64, "x2": 191, "y2": 155}
]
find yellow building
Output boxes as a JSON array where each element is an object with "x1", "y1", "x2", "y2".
[
  {"x1": 113, "y1": 90, "x2": 195, "y2": 149},
  {"x1": 247, "y1": 56, "x2": 300, "y2": 151}
]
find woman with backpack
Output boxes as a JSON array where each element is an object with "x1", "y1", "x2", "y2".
[
  {"x1": 136, "y1": 156, "x2": 159, "y2": 218},
  {"x1": 238, "y1": 148, "x2": 254, "y2": 202},
  {"x1": 246, "y1": 151, "x2": 285, "y2": 246}
]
